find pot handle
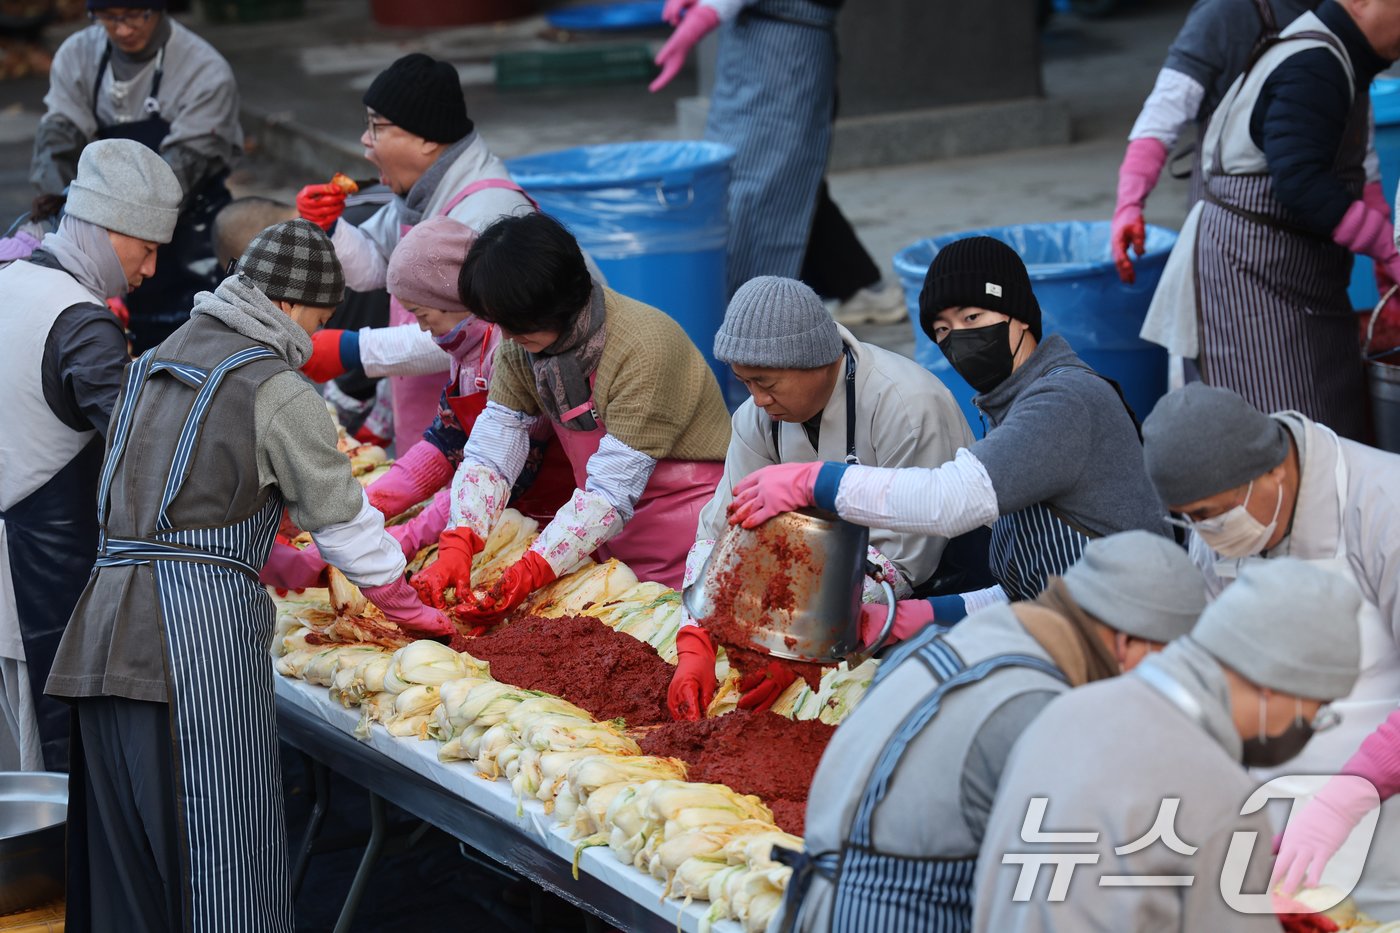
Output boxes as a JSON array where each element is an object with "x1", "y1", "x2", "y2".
[{"x1": 847, "y1": 563, "x2": 897, "y2": 667}]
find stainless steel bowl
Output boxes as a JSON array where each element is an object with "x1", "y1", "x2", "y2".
[{"x1": 0, "y1": 771, "x2": 67, "y2": 913}]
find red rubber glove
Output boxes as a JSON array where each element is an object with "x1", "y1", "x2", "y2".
[
  {"x1": 1272, "y1": 775, "x2": 1382, "y2": 895},
  {"x1": 728, "y1": 461, "x2": 823, "y2": 529},
  {"x1": 301, "y1": 329, "x2": 357, "y2": 383},
  {"x1": 366, "y1": 441, "x2": 453, "y2": 519},
  {"x1": 453, "y1": 550, "x2": 556, "y2": 627},
  {"x1": 649, "y1": 4, "x2": 720, "y2": 93},
  {"x1": 737, "y1": 661, "x2": 798, "y2": 713},
  {"x1": 667, "y1": 626, "x2": 717, "y2": 721},
  {"x1": 353, "y1": 423, "x2": 392, "y2": 449},
  {"x1": 1273, "y1": 892, "x2": 1340, "y2": 933},
  {"x1": 387, "y1": 491, "x2": 451, "y2": 561},
  {"x1": 361, "y1": 576, "x2": 455, "y2": 640},
  {"x1": 859, "y1": 599, "x2": 935, "y2": 647},
  {"x1": 296, "y1": 181, "x2": 348, "y2": 231},
  {"x1": 1111, "y1": 137, "x2": 1167, "y2": 285},
  {"x1": 661, "y1": 0, "x2": 697, "y2": 24},
  {"x1": 411, "y1": 527, "x2": 485, "y2": 609},
  {"x1": 260, "y1": 540, "x2": 328, "y2": 592}
]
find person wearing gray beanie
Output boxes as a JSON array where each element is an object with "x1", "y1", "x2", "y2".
[
  {"x1": 670, "y1": 275, "x2": 974, "y2": 720},
  {"x1": 972, "y1": 558, "x2": 1363, "y2": 933},
  {"x1": 771, "y1": 527, "x2": 1202, "y2": 931}
]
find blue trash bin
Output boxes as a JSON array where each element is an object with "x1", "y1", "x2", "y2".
[
  {"x1": 893, "y1": 221, "x2": 1179, "y2": 432},
  {"x1": 1348, "y1": 77, "x2": 1400, "y2": 311},
  {"x1": 505, "y1": 141, "x2": 743, "y2": 407}
]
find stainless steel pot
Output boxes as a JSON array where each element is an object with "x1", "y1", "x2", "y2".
[
  {"x1": 683, "y1": 507, "x2": 896, "y2": 666},
  {"x1": 0, "y1": 771, "x2": 67, "y2": 914}
]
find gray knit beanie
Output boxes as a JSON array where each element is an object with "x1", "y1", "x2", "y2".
[
  {"x1": 1063, "y1": 531, "x2": 1206, "y2": 643},
  {"x1": 65, "y1": 139, "x2": 182, "y2": 244},
  {"x1": 1191, "y1": 558, "x2": 1361, "y2": 701},
  {"x1": 1142, "y1": 384, "x2": 1291, "y2": 507},
  {"x1": 714, "y1": 276, "x2": 843, "y2": 369},
  {"x1": 237, "y1": 219, "x2": 345, "y2": 308}
]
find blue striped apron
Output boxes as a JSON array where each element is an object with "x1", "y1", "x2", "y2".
[
  {"x1": 704, "y1": 0, "x2": 838, "y2": 296},
  {"x1": 778, "y1": 627, "x2": 1067, "y2": 932},
  {"x1": 94, "y1": 346, "x2": 294, "y2": 933}
]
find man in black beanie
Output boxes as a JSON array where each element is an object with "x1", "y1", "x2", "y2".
[{"x1": 292, "y1": 52, "x2": 539, "y2": 453}]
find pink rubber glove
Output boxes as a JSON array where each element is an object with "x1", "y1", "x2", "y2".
[
  {"x1": 260, "y1": 540, "x2": 327, "y2": 592},
  {"x1": 361, "y1": 576, "x2": 456, "y2": 640},
  {"x1": 649, "y1": 4, "x2": 720, "y2": 93},
  {"x1": 859, "y1": 599, "x2": 935, "y2": 647},
  {"x1": 1272, "y1": 775, "x2": 1382, "y2": 894},
  {"x1": 1364, "y1": 181, "x2": 1399, "y2": 297},
  {"x1": 1332, "y1": 199, "x2": 1400, "y2": 286},
  {"x1": 388, "y1": 490, "x2": 452, "y2": 561},
  {"x1": 1111, "y1": 137, "x2": 1167, "y2": 285},
  {"x1": 661, "y1": 0, "x2": 697, "y2": 25},
  {"x1": 728, "y1": 461, "x2": 823, "y2": 529},
  {"x1": 667, "y1": 626, "x2": 717, "y2": 721},
  {"x1": 366, "y1": 441, "x2": 453, "y2": 520}
]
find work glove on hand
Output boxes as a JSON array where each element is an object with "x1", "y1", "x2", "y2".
[
  {"x1": 260, "y1": 539, "x2": 328, "y2": 593},
  {"x1": 296, "y1": 181, "x2": 348, "y2": 231},
  {"x1": 362, "y1": 576, "x2": 456, "y2": 640},
  {"x1": 728, "y1": 461, "x2": 823, "y2": 529},
  {"x1": 662, "y1": 0, "x2": 698, "y2": 24},
  {"x1": 667, "y1": 626, "x2": 717, "y2": 721},
  {"x1": 737, "y1": 661, "x2": 797, "y2": 713},
  {"x1": 301, "y1": 329, "x2": 360, "y2": 383},
  {"x1": 411, "y1": 527, "x2": 485, "y2": 608},
  {"x1": 649, "y1": 4, "x2": 720, "y2": 93},
  {"x1": 859, "y1": 598, "x2": 935, "y2": 647},
  {"x1": 1272, "y1": 775, "x2": 1383, "y2": 895},
  {"x1": 30, "y1": 192, "x2": 65, "y2": 222},
  {"x1": 367, "y1": 442, "x2": 453, "y2": 520},
  {"x1": 387, "y1": 491, "x2": 451, "y2": 561},
  {"x1": 353, "y1": 422, "x2": 392, "y2": 449},
  {"x1": 1363, "y1": 181, "x2": 1400, "y2": 298},
  {"x1": 1110, "y1": 137, "x2": 1167, "y2": 285},
  {"x1": 1273, "y1": 893, "x2": 1340, "y2": 933},
  {"x1": 453, "y1": 550, "x2": 556, "y2": 628},
  {"x1": 1332, "y1": 199, "x2": 1400, "y2": 286}
]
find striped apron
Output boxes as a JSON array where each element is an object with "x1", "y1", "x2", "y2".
[
  {"x1": 704, "y1": 0, "x2": 838, "y2": 296},
  {"x1": 1194, "y1": 21, "x2": 1369, "y2": 439},
  {"x1": 777, "y1": 626, "x2": 1066, "y2": 932},
  {"x1": 93, "y1": 347, "x2": 294, "y2": 932}
]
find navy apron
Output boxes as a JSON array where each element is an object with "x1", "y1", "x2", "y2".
[
  {"x1": 91, "y1": 346, "x2": 294, "y2": 932},
  {"x1": 777, "y1": 626, "x2": 1067, "y2": 932}
]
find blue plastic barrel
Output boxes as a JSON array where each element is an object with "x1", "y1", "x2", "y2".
[
  {"x1": 893, "y1": 221, "x2": 1179, "y2": 431},
  {"x1": 505, "y1": 141, "x2": 743, "y2": 406},
  {"x1": 1348, "y1": 77, "x2": 1400, "y2": 310}
]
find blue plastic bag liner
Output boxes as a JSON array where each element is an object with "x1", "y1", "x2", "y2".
[
  {"x1": 507, "y1": 141, "x2": 745, "y2": 407},
  {"x1": 546, "y1": 0, "x2": 666, "y2": 31},
  {"x1": 894, "y1": 221, "x2": 1178, "y2": 432},
  {"x1": 1350, "y1": 76, "x2": 1400, "y2": 310}
]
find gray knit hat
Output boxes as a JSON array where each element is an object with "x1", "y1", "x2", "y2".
[
  {"x1": 1142, "y1": 384, "x2": 1291, "y2": 507},
  {"x1": 65, "y1": 139, "x2": 181, "y2": 244},
  {"x1": 1191, "y1": 558, "x2": 1361, "y2": 701},
  {"x1": 1063, "y1": 531, "x2": 1206, "y2": 643},
  {"x1": 237, "y1": 219, "x2": 345, "y2": 308},
  {"x1": 714, "y1": 276, "x2": 842, "y2": 369}
]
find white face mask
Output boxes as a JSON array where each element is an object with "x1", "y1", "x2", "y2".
[{"x1": 1192, "y1": 479, "x2": 1284, "y2": 559}]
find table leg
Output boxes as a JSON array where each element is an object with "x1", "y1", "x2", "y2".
[
  {"x1": 333, "y1": 791, "x2": 387, "y2": 933},
  {"x1": 291, "y1": 752, "x2": 330, "y2": 896}
]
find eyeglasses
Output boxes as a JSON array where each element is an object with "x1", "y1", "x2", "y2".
[
  {"x1": 89, "y1": 9, "x2": 157, "y2": 28},
  {"x1": 364, "y1": 116, "x2": 395, "y2": 142},
  {"x1": 1163, "y1": 481, "x2": 1256, "y2": 534}
]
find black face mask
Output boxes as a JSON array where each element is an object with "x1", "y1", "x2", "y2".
[
  {"x1": 938, "y1": 320, "x2": 1022, "y2": 393},
  {"x1": 1240, "y1": 718, "x2": 1315, "y2": 769}
]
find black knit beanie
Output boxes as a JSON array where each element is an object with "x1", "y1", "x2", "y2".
[
  {"x1": 363, "y1": 53, "x2": 473, "y2": 144},
  {"x1": 918, "y1": 236, "x2": 1042, "y2": 341}
]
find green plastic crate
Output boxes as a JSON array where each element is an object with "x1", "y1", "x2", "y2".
[{"x1": 495, "y1": 44, "x2": 656, "y2": 91}]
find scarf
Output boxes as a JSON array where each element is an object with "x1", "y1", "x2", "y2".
[
  {"x1": 1011, "y1": 577, "x2": 1120, "y2": 687},
  {"x1": 109, "y1": 14, "x2": 172, "y2": 79},
  {"x1": 529, "y1": 283, "x2": 608, "y2": 431},
  {"x1": 39, "y1": 215, "x2": 128, "y2": 300},
  {"x1": 399, "y1": 134, "x2": 475, "y2": 226},
  {"x1": 189, "y1": 273, "x2": 313, "y2": 367}
]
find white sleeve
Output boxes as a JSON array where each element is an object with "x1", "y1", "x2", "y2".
[
  {"x1": 583, "y1": 433, "x2": 657, "y2": 524},
  {"x1": 330, "y1": 213, "x2": 393, "y2": 293},
  {"x1": 310, "y1": 492, "x2": 407, "y2": 588},
  {"x1": 462, "y1": 401, "x2": 535, "y2": 482},
  {"x1": 961, "y1": 585, "x2": 1009, "y2": 615},
  {"x1": 700, "y1": 0, "x2": 750, "y2": 21},
  {"x1": 1128, "y1": 67, "x2": 1206, "y2": 150},
  {"x1": 357, "y1": 324, "x2": 451, "y2": 378},
  {"x1": 834, "y1": 448, "x2": 1000, "y2": 538}
]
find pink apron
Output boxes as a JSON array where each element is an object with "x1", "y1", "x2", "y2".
[
  {"x1": 551, "y1": 384, "x2": 723, "y2": 589},
  {"x1": 388, "y1": 178, "x2": 539, "y2": 453}
]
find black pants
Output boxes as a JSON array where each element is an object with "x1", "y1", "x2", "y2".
[
  {"x1": 66, "y1": 697, "x2": 183, "y2": 933},
  {"x1": 800, "y1": 179, "x2": 881, "y2": 302}
]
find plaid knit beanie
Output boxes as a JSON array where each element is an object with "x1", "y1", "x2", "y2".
[
  {"x1": 238, "y1": 219, "x2": 345, "y2": 308},
  {"x1": 364, "y1": 53, "x2": 473, "y2": 144},
  {"x1": 714, "y1": 276, "x2": 842, "y2": 369},
  {"x1": 919, "y1": 236, "x2": 1042, "y2": 341}
]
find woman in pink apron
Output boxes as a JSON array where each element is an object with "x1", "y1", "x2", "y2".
[{"x1": 413, "y1": 212, "x2": 732, "y2": 618}]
